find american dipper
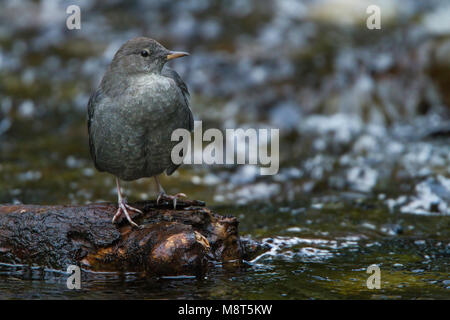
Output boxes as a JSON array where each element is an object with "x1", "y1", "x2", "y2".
[{"x1": 87, "y1": 37, "x2": 193, "y2": 227}]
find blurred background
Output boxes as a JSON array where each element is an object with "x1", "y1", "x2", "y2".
[{"x1": 0, "y1": 0, "x2": 449, "y2": 299}]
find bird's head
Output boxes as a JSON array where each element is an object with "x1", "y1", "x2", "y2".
[{"x1": 109, "y1": 37, "x2": 189, "y2": 75}]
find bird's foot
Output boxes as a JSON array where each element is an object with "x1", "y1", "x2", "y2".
[
  {"x1": 112, "y1": 198, "x2": 142, "y2": 228},
  {"x1": 156, "y1": 192, "x2": 187, "y2": 209}
]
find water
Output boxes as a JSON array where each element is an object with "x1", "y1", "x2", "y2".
[
  {"x1": 0, "y1": 0, "x2": 449, "y2": 299},
  {"x1": 0, "y1": 200, "x2": 448, "y2": 299}
]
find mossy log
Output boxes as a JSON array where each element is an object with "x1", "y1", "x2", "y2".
[{"x1": 0, "y1": 199, "x2": 250, "y2": 277}]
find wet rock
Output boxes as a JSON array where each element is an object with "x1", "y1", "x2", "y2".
[
  {"x1": 269, "y1": 100, "x2": 302, "y2": 129},
  {"x1": 216, "y1": 182, "x2": 280, "y2": 205},
  {"x1": 380, "y1": 224, "x2": 403, "y2": 236},
  {"x1": 422, "y1": 4, "x2": 450, "y2": 35},
  {"x1": 388, "y1": 175, "x2": 450, "y2": 215},
  {"x1": 230, "y1": 165, "x2": 259, "y2": 185},
  {"x1": 300, "y1": 114, "x2": 363, "y2": 146},
  {"x1": 0, "y1": 200, "x2": 247, "y2": 276},
  {"x1": 346, "y1": 166, "x2": 378, "y2": 193}
]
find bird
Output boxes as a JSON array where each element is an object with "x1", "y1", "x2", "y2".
[{"x1": 87, "y1": 37, "x2": 193, "y2": 227}]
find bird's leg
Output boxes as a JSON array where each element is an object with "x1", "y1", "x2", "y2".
[
  {"x1": 154, "y1": 176, "x2": 186, "y2": 209},
  {"x1": 112, "y1": 178, "x2": 142, "y2": 227}
]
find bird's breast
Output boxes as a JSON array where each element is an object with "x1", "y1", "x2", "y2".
[
  {"x1": 122, "y1": 74, "x2": 181, "y2": 121},
  {"x1": 91, "y1": 73, "x2": 187, "y2": 180}
]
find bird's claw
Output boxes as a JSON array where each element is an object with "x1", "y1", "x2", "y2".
[
  {"x1": 112, "y1": 198, "x2": 142, "y2": 227},
  {"x1": 157, "y1": 192, "x2": 187, "y2": 209}
]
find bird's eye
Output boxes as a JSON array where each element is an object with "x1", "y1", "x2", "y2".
[{"x1": 140, "y1": 50, "x2": 149, "y2": 57}]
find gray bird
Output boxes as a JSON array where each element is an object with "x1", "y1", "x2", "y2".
[{"x1": 87, "y1": 37, "x2": 193, "y2": 227}]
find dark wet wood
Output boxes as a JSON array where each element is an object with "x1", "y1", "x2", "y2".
[{"x1": 0, "y1": 199, "x2": 250, "y2": 277}]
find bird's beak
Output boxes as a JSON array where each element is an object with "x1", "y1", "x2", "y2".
[{"x1": 166, "y1": 51, "x2": 190, "y2": 61}]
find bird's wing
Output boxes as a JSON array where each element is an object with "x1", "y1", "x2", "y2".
[
  {"x1": 162, "y1": 67, "x2": 194, "y2": 131},
  {"x1": 162, "y1": 67, "x2": 194, "y2": 176},
  {"x1": 87, "y1": 88, "x2": 103, "y2": 172}
]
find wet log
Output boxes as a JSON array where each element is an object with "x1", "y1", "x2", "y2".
[{"x1": 0, "y1": 199, "x2": 247, "y2": 277}]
